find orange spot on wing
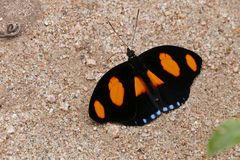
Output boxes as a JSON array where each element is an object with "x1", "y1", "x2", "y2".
[
  {"x1": 159, "y1": 53, "x2": 180, "y2": 77},
  {"x1": 134, "y1": 76, "x2": 147, "y2": 96},
  {"x1": 108, "y1": 77, "x2": 124, "y2": 106},
  {"x1": 185, "y1": 54, "x2": 197, "y2": 72},
  {"x1": 94, "y1": 100, "x2": 105, "y2": 119},
  {"x1": 147, "y1": 70, "x2": 164, "y2": 87}
]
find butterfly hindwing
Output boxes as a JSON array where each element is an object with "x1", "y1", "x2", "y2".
[
  {"x1": 89, "y1": 62, "x2": 137, "y2": 124},
  {"x1": 126, "y1": 92, "x2": 162, "y2": 126}
]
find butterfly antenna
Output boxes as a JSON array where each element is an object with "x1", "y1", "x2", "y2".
[
  {"x1": 130, "y1": 9, "x2": 140, "y2": 49},
  {"x1": 107, "y1": 21, "x2": 130, "y2": 49}
]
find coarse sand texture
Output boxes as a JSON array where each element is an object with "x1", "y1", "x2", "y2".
[{"x1": 0, "y1": 0, "x2": 239, "y2": 159}]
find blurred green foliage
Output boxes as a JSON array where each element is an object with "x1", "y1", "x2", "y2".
[{"x1": 208, "y1": 119, "x2": 240, "y2": 156}]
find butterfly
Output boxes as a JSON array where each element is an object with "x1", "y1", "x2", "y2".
[
  {"x1": 88, "y1": 11, "x2": 202, "y2": 126},
  {"x1": 89, "y1": 45, "x2": 202, "y2": 126}
]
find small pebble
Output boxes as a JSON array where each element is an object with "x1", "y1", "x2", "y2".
[
  {"x1": 169, "y1": 114, "x2": 176, "y2": 121},
  {"x1": 121, "y1": 126, "x2": 127, "y2": 129},
  {"x1": 106, "y1": 125, "x2": 120, "y2": 138},
  {"x1": 233, "y1": 66, "x2": 239, "y2": 73},
  {"x1": 12, "y1": 113, "x2": 18, "y2": 119},
  {"x1": 7, "y1": 125, "x2": 15, "y2": 134},
  {"x1": 44, "y1": 20, "x2": 49, "y2": 26},
  {"x1": 86, "y1": 59, "x2": 96, "y2": 66},
  {"x1": 200, "y1": 20, "x2": 207, "y2": 26},
  {"x1": 85, "y1": 72, "x2": 96, "y2": 80},
  {"x1": 46, "y1": 94, "x2": 57, "y2": 103},
  {"x1": 164, "y1": 11, "x2": 171, "y2": 16},
  {"x1": 0, "y1": 48, "x2": 5, "y2": 55},
  {"x1": 60, "y1": 54, "x2": 70, "y2": 59},
  {"x1": 60, "y1": 101, "x2": 70, "y2": 111},
  {"x1": 49, "y1": 108, "x2": 54, "y2": 113},
  {"x1": 83, "y1": 86, "x2": 88, "y2": 91},
  {"x1": 77, "y1": 146, "x2": 83, "y2": 152}
]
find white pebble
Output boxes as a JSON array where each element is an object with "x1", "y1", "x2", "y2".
[
  {"x1": 200, "y1": 20, "x2": 207, "y2": 26},
  {"x1": 7, "y1": 125, "x2": 15, "y2": 134},
  {"x1": 233, "y1": 66, "x2": 239, "y2": 73},
  {"x1": 85, "y1": 72, "x2": 96, "y2": 80},
  {"x1": 44, "y1": 20, "x2": 49, "y2": 26},
  {"x1": 169, "y1": 115, "x2": 176, "y2": 121},
  {"x1": 46, "y1": 94, "x2": 56, "y2": 103},
  {"x1": 86, "y1": 59, "x2": 96, "y2": 66},
  {"x1": 12, "y1": 113, "x2": 18, "y2": 119},
  {"x1": 49, "y1": 108, "x2": 54, "y2": 113}
]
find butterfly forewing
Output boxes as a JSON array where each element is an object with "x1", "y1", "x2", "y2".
[
  {"x1": 139, "y1": 45, "x2": 202, "y2": 87},
  {"x1": 89, "y1": 62, "x2": 137, "y2": 124},
  {"x1": 138, "y1": 45, "x2": 202, "y2": 113}
]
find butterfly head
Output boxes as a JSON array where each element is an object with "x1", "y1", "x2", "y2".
[{"x1": 127, "y1": 48, "x2": 136, "y2": 59}]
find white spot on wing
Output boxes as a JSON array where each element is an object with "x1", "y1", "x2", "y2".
[
  {"x1": 150, "y1": 114, "x2": 156, "y2": 119},
  {"x1": 156, "y1": 110, "x2": 161, "y2": 115},
  {"x1": 143, "y1": 119, "x2": 147, "y2": 124},
  {"x1": 163, "y1": 107, "x2": 168, "y2": 112},
  {"x1": 169, "y1": 104, "x2": 174, "y2": 110}
]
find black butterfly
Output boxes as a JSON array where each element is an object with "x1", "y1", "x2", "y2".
[
  {"x1": 88, "y1": 11, "x2": 202, "y2": 126},
  {"x1": 89, "y1": 45, "x2": 202, "y2": 126}
]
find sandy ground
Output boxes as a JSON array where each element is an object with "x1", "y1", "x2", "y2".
[{"x1": 0, "y1": 0, "x2": 239, "y2": 159}]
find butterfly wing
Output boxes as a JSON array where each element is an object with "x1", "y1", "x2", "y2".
[
  {"x1": 89, "y1": 62, "x2": 137, "y2": 124},
  {"x1": 124, "y1": 45, "x2": 202, "y2": 126},
  {"x1": 138, "y1": 45, "x2": 202, "y2": 113},
  {"x1": 89, "y1": 59, "x2": 165, "y2": 126}
]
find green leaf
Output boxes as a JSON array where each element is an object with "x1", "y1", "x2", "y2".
[{"x1": 207, "y1": 119, "x2": 240, "y2": 156}]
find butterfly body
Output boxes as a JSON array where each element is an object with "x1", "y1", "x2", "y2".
[
  {"x1": 127, "y1": 48, "x2": 161, "y2": 105},
  {"x1": 89, "y1": 45, "x2": 202, "y2": 126}
]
